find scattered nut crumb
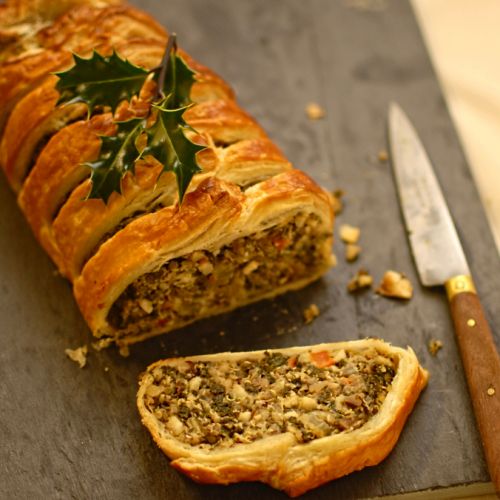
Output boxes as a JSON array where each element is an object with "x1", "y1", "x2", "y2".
[
  {"x1": 339, "y1": 224, "x2": 360, "y2": 244},
  {"x1": 378, "y1": 149, "x2": 388, "y2": 162},
  {"x1": 345, "y1": 243, "x2": 361, "y2": 262},
  {"x1": 376, "y1": 270, "x2": 413, "y2": 299},
  {"x1": 119, "y1": 345, "x2": 130, "y2": 357},
  {"x1": 306, "y1": 102, "x2": 325, "y2": 120},
  {"x1": 219, "y1": 330, "x2": 225, "y2": 337},
  {"x1": 487, "y1": 387, "x2": 496, "y2": 396},
  {"x1": 347, "y1": 269, "x2": 373, "y2": 292},
  {"x1": 91, "y1": 338, "x2": 113, "y2": 351},
  {"x1": 331, "y1": 189, "x2": 344, "y2": 215},
  {"x1": 104, "y1": 366, "x2": 109, "y2": 373},
  {"x1": 138, "y1": 298, "x2": 153, "y2": 314},
  {"x1": 428, "y1": 339, "x2": 443, "y2": 356},
  {"x1": 344, "y1": 0, "x2": 388, "y2": 12},
  {"x1": 303, "y1": 304, "x2": 320, "y2": 324},
  {"x1": 330, "y1": 253, "x2": 338, "y2": 267},
  {"x1": 252, "y1": 315, "x2": 259, "y2": 322},
  {"x1": 65, "y1": 345, "x2": 88, "y2": 368}
]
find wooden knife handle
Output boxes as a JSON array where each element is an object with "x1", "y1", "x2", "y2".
[{"x1": 446, "y1": 276, "x2": 500, "y2": 493}]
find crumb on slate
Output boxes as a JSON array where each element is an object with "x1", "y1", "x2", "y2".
[
  {"x1": 303, "y1": 304, "x2": 320, "y2": 324},
  {"x1": 378, "y1": 149, "x2": 388, "y2": 162},
  {"x1": 91, "y1": 338, "x2": 113, "y2": 351},
  {"x1": 306, "y1": 102, "x2": 325, "y2": 120},
  {"x1": 331, "y1": 189, "x2": 344, "y2": 215},
  {"x1": 376, "y1": 270, "x2": 413, "y2": 299},
  {"x1": 119, "y1": 345, "x2": 130, "y2": 358},
  {"x1": 345, "y1": 243, "x2": 361, "y2": 262},
  {"x1": 65, "y1": 345, "x2": 88, "y2": 368},
  {"x1": 428, "y1": 339, "x2": 443, "y2": 356},
  {"x1": 330, "y1": 253, "x2": 338, "y2": 268},
  {"x1": 219, "y1": 330, "x2": 225, "y2": 337},
  {"x1": 339, "y1": 224, "x2": 360, "y2": 244},
  {"x1": 344, "y1": 0, "x2": 388, "y2": 12},
  {"x1": 347, "y1": 269, "x2": 373, "y2": 292}
]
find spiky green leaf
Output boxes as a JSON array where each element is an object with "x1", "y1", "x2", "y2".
[
  {"x1": 162, "y1": 53, "x2": 198, "y2": 108},
  {"x1": 55, "y1": 50, "x2": 148, "y2": 114},
  {"x1": 141, "y1": 98, "x2": 204, "y2": 202},
  {"x1": 85, "y1": 117, "x2": 145, "y2": 202}
]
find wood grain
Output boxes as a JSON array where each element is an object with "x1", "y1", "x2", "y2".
[
  {"x1": 1, "y1": 0, "x2": 499, "y2": 498},
  {"x1": 450, "y1": 291, "x2": 500, "y2": 493}
]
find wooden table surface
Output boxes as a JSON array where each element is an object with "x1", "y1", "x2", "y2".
[{"x1": 1, "y1": 0, "x2": 499, "y2": 498}]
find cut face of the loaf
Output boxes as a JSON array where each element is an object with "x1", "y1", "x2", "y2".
[
  {"x1": 108, "y1": 213, "x2": 332, "y2": 339},
  {"x1": 141, "y1": 346, "x2": 397, "y2": 449},
  {"x1": 137, "y1": 339, "x2": 428, "y2": 496}
]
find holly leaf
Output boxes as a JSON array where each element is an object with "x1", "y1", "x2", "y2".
[
  {"x1": 141, "y1": 99, "x2": 204, "y2": 202},
  {"x1": 162, "y1": 52, "x2": 198, "y2": 108},
  {"x1": 59, "y1": 36, "x2": 206, "y2": 204},
  {"x1": 54, "y1": 50, "x2": 148, "y2": 114},
  {"x1": 85, "y1": 117, "x2": 145, "y2": 202}
]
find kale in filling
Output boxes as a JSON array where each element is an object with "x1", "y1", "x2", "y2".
[
  {"x1": 143, "y1": 347, "x2": 397, "y2": 449},
  {"x1": 108, "y1": 213, "x2": 330, "y2": 335}
]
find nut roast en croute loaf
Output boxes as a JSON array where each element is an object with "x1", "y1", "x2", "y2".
[
  {"x1": 0, "y1": 0, "x2": 335, "y2": 346},
  {"x1": 2, "y1": 1, "x2": 429, "y2": 495}
]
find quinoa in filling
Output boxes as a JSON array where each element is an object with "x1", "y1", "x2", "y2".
[
  {"x1": 108, "y1": 213, "x2": 330, "y2": 336},
  {"x1": 142, "y1": 347, "x2": 397, "y2": 449}
]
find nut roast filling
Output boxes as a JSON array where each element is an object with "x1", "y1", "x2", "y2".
[
  {"x1": 142, "y1": 347, "x2": 397, "y2": 449},
  {"x1": 108, "y1": 213, "x2": 331, "y2": 336}
]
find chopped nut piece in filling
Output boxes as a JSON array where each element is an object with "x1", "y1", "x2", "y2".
[
  {"x1": 108, "y1": 214, "x2": 331, "y2": 336},
  {"x1": 142, "y1": 347, "x2": 397, "y2": 449}
]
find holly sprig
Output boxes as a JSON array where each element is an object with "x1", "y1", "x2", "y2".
[{"x1": 54, "y1": 35, "x2": 204, "y2": 203}]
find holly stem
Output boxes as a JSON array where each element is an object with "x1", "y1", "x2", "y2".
[{"x1": 154, "y1": 33, "x2": 177, "y2": 101}]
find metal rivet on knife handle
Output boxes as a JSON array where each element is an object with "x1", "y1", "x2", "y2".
[
  {"x1": 445, "y1": 274, "x2": 477, "y2": 301},
  {"x1": 467, "y1": 319, "x2": 477, "y2": 328}
]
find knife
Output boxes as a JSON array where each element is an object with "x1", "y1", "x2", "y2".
[{"x1": 388, "y1": 102, "x2": 500, "y2": 492}]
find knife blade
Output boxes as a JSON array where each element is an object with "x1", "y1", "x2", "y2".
[{"x1": 388, "y1": 102, "x2": 500, "y2": 492}]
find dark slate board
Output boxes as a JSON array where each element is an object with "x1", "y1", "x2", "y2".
[{"x1": 1, "y1": 0, "x2": 499, "y2": 498}]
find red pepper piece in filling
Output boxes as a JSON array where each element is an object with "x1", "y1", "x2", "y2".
[
  {"x1": 272, "y1": 236, "x2": 290, "y2": 251},
  {"x1": 310, "y1": 350, "x2": 334, "y2": 368}
]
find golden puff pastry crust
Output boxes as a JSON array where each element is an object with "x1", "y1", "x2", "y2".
[
  {"x1": 0, "y1": 3, "x2": 166, "y2": 132},
  {"x1": 137, "y1": 338, "x2": 429, "y2": 497},
  {"x1": 52, "y1": 137, "x2": 290, "y2": 280},
  {"x1": 0, "y1": 41, "x2": 234, "y2": 192},
  {"x1": 17, "y1": 113, "x2": 116, "y2": 263},
  {"x1": 74, "y1": 170, "x2": 334, "y2": 345},
  {"x1": 1, "y1": 0, "x2": 336, "y2": 346}
]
